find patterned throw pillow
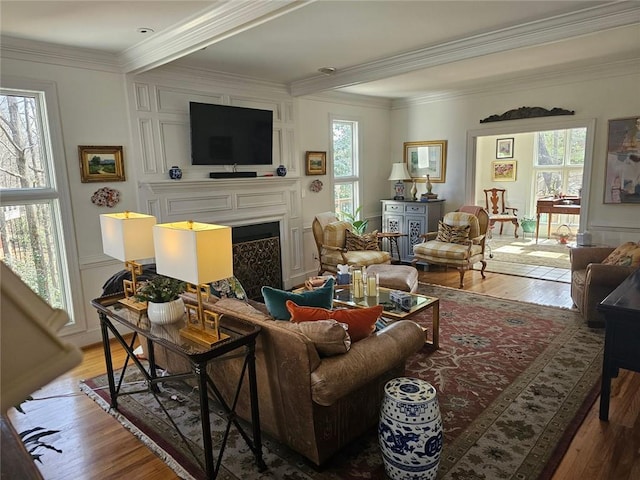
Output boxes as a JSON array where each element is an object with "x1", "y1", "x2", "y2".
[
  {"x1": 345, "y1": 229, "x2": 380, "y2": 251},
  {"x1": 435, "y1": 221, "x2": 470, "y2": 244},
  {"x1": 209, "y1": 276, "x2": 247, "y2": 301},
  {"x1": 602, "y1": 241, "x2": 640, "y2": 268}
]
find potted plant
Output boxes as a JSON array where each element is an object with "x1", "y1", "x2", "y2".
[
  {"x1": 521, "y1": 216, "x2": 536, "y2": 234},
  {"x1": 339, "y1": 206, "x2": 369, "y2": 235},
  {"x1": 135, "y1": 275, "x2": 186, "y2": 325}
]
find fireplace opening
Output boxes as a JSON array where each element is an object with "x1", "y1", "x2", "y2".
[{"x1": 232, "y1": 222, "x2": 282, "y2": 301}]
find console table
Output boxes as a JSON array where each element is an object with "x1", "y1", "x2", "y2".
[
  {"x1": 92, "y1": 294, "x2": 266, "y2": 478},
  {"x1": 535, "y1": 196, "x2": 580, "y2": 242},
  {"x1": 597, "y1": 269, "x2": 640, "y2": 421},
  {"x1": 381, "y1": 199, "x2": 445, "y2": 263}
]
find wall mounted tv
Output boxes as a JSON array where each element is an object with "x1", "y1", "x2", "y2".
[{"x1": 189, "y1": 102, "x2": 273, "y2": 166}]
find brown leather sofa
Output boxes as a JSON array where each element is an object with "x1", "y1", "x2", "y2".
[
  {"x1": 153, "y1": 295, "x2": 425, "y2": 466},
  {"x1": 570, "y1": 246, "x2": 635, "y2": 327}
]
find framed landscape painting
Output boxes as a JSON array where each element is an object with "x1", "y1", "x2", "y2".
[
  {"x1": 79, "y1": 145, "x2": 125, "y2": 183},
  {"x1": 305, "y1": 151, "x2": 326, "y2": 175},
  {"x1": 403, "y1": 140, "x2": 447, "y2": 183}
]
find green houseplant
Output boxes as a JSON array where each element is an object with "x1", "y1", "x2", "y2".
[
  {"x1": 135, "y1": 275, "x2": 186, "y2": 325},
  {"x1": 338, "y1": 206, "x2": 369, "y2": 235}
]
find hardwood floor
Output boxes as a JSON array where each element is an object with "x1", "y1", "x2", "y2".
[{"x1": 6, "y1": 270, "x2": 639, "y2": 479}]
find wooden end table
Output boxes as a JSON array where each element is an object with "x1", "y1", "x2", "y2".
[
  {"x1": 377, "y1": 232, "x2": 408, "y2": 263},
  {"x1": 333, "y1": 286, "x2": 440, "y2": 349}
]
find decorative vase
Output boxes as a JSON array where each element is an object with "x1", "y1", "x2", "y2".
[
  {"x1": 276, "y1": 165, "x2": 287, "y2": 177},
  {"x1": 410, "y1": 181, "x2": 417, "y2": 201},
  {"x1": 426, "y1": 174, "x2": 433, "y2": 194},
  {"x1": 379, "y1": 377, "x2": 443, "y2": 480},
  {"x1": 147, "y1": 298, "x2": 185, "y2": 325},
  {"x1": 169, "y1": 165, "x2": 182, "y2": 180}
]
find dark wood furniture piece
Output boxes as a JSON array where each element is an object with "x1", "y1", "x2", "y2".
[
  {"x1": 1, "y1": 414, "x2": 43, "y2": 480},
  {"x1": 483, "y1": 188, "x2": 519, "y2": 238},
  {"x1": 535, "y1": 196, "x2": 580, "y2": 242},
  {"x1": 92, "y1": 294, "x2": 266, "y2": 479},
  {"x1": 597, "y1": 268, "x2": 640, "y2": 421}
]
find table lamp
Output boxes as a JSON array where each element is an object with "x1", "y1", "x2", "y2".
[
  {"x1": 100, "y1": 211, "x2": 157, "y2": 312},
  {"x1": 153, "y1": 220, "x2": 233, "y2": 347},
  {"x1": 388, "y1": 163, "x2": 411, "y2": 200}
]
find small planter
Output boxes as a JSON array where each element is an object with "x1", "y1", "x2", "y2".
[
  {"x1": 521, "y1": 219, "x2": 536, "y2": 234},
  {"x1": 147, "y1": 298, "x2": 185, "y2": 325}
]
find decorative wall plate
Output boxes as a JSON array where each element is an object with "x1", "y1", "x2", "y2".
[
  {"x1": 91, "y1": 187, "x2": 120, "y2": 207},
  {"x1": 310, "y1": 179, "x2": 323, "y2": 192}
]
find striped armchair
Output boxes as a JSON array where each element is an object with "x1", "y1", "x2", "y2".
[
  {"x1": 412, "y1": 206, "x2": 489, "y2": 288},
  {"x1": 312, "y1": 212, "x2": 391, "y2": 275}
]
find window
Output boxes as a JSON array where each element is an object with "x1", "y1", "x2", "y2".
[
  {"x1": 331, "y1": 117, "x2": 360, "y2": 218},
  {"x1": 0, "y1": 88, "x2": 76, "y2": 325},
  {"x1": 534, "y1": 128, "x2": 586, "y2": 198}
]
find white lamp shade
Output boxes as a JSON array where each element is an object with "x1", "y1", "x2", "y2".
[
  {"x1": 153, "y1": 221, "x2": 233, "y2": 285},
  {"x1": 388, "y1": 162, "x2": 411, "y2": 181},
  {"x1": 100, "y1": 212, "x2": 157, "y2": 262}
]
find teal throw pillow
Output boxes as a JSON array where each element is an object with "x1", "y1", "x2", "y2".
[
  {"x1": 262, "y1": 277, "x2": 334, "y2": 320},
  {"x1": 210, "y1": 276, "x2": 247, "y2": 301}
]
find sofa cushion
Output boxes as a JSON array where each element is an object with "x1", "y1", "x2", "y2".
[
  {"x1": 345, "y1": 230, "x2": 379, "y2": 251},
  {"x1": 279, "y1": 320, "x2": 351, "y2": 356},
  {"x1": 286, "y1": 300, "x2": 383, "y2": 342},
  {"x1": 602, "y1": 241, "x2": 640, "y2": 268},
  {"x1": 261, "y1": 278, "x2": 334, "y2": 320}
]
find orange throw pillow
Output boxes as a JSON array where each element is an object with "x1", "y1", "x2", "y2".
[{"x1": 285, "y1": 300, "x2": 383, "y2": 342}]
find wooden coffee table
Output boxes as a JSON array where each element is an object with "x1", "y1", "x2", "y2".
[{"x1": 333, "y1": 286, "x2": 440, "y2": 349}]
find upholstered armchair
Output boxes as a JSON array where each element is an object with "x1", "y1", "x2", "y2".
[
  {"x1": 570, "y1": 245, "x2": 638, "y2": 327},
  {"x1": 412, "y1": 206, "x2": 489, "y2": 288},
  {"x1": 312, "y1": 212, "x2": 391, "y2": 275}
]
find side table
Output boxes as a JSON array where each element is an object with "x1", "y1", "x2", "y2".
[
  {"x1": 92, "y1": 293, "x2": 266, "y2": 479},
  {"x1": 377, "y1": 232, "x2": 408, "y2": 263}
]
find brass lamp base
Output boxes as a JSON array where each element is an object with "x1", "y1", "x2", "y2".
[
  {"x1": 118, "y1": 296, "x2": 148, "y2": 313},
  {"x1": 179, "y1": 326, "x2": 229, "y2": 348}
]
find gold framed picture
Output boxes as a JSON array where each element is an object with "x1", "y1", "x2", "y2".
[
  {"x1": 403, "y1": 140, "x2": 447, "y2": 182},
  {"x1": 79, "y1": 145, "x2": 125, "y2": 183},
  {"x1": 305, "y1": 151, "x2": 326, "y2": 175},
  {"x1": 491, "y1": 160, "x2": 517, "y2": 181}
]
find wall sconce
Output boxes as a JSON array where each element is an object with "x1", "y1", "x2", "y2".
[
  {"x1": 153, "y1": 221, "x2": 233, "y2": 347},
  {"x1": 100, "y1": 211, "x2": 157, "y2": 312}
]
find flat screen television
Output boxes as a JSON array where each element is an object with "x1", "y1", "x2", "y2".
[{"x1": 189, "y1": 102, "x2": 273, "y2": 166}]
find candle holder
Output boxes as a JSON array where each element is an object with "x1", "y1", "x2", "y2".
[
  {"x1": 365, "y1": 271, "x2": 379, "y2": 299},
  {"x1": 351, "y1": 266, "x2": 365, "y2": 300}
]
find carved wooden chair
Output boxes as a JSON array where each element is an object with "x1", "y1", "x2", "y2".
[{"x1": 483, "y1": 188, "x2": 519, "y2": 238}]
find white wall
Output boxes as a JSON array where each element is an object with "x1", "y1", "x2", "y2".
[{"x1": 391, "y1": 64, "x2": 640, "y2": 246}]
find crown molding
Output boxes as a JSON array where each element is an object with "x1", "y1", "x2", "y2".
[
  {"x1": 0, "y1": 36, "x2": 121, "y2": 73},
  {"x1": 290, "y1": 1, "x2": 640, "y2": 97},
  {"x1": 119, "y1": 0, "x2": 314, "y2": 74},
  {"x1": 391, "y1": 55, "x2": 640, "y2": 109},
  {"x1": 301, "y1": 91, "x2": 392, "y2": 110}
]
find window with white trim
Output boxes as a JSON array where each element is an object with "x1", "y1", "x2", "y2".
[
  {"x1": 0, "y1": 88, "x2": 75, "y2": 324},
  {"x1": 331, "y1": 117, "x2": 361, "y2": 219},
  {"x1": 533, "y1": 128, "x2": 586, "y2": 198}
]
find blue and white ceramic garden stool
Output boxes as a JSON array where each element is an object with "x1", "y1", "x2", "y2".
[{"x1": 379, "y1": 377, "x2": 443, "y2": 480}]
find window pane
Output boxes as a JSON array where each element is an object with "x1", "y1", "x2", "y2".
[
  {"x1": 566, "y1": 169, "x2": 583, "y2": 196},
  {"x1": 333, "y1": 121, "x2": 354, "y2": 177},
  {"x1": 1, "y1": 203, "x2": 64, "y2": 309},
  {"x1": 568, "y1": 128, "x2": 586, "y2": 165},
  {"x1": 535, "y1": 171, "x2": 563, "y2": 197},
  {"x1": 536, "y1": 130, "x2": 565, "y2": 166},
  {"x1": 334, "y1": 183, "x2": 354, "y2": 215},
  {"x1": 0, "y1": 94, "x2": 49, "y2": 189}
]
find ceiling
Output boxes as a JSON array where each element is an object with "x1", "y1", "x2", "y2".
[{"x1": 2, "y1": 1, "x2": 639, "y2": 100}]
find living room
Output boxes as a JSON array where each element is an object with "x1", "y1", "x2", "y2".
[{"x1": 1, "y1": 1, "x2": 639, "y2": 479}]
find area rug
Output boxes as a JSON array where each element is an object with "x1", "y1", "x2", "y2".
[
  {"x1": 487, "y1": 237, "x2": 571, "y2": 269},
  {"x1": 80, "y1": 284, "x2": 603, "y2": 480}
]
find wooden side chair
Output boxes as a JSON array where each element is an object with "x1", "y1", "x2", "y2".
[{"x1": 483, "y1": 188, "x2": 519, "y2": 238}]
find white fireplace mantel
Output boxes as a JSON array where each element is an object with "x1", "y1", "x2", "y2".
[{"x1": 137, "y1": 176, "x2": 304, "y2": 289}]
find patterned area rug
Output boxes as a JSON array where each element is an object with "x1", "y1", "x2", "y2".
[{"x1": 80, "y1": 284, "x2": 603, "y2": 480}]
